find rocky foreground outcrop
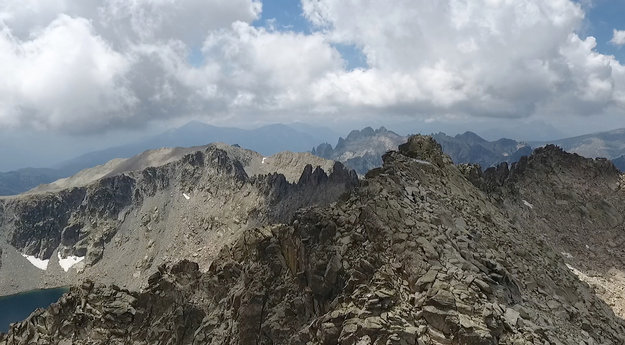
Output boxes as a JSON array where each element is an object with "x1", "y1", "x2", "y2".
[
  {"x1": 463, "y1": 144, "x2": 625, "y2": 319},
  {"x1": 0, "y1": 144, "x2": 357, "y2": 295},
  {"x1": 3, "y1": 136, "x2": 624, "y2": 344}
]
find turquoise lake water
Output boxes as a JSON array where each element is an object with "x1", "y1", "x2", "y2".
[{"x1": 0, "y1": 287, "x2": 68, "y2": 333}]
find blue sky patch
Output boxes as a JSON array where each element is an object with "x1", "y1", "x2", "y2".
[
  {"x1": 579, "y1": 0, "x2": 625, "y2": 62},
  {"x1": 253, "y1": 0, "x2": 311, "y2": 33},
  {"x1": 333, "y1": 43, "x2": 369, "y2": 70}
]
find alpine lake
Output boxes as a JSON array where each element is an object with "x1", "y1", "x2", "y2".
[{"x1": 0, "y1": 287, "x2": 68, "y2": 333}]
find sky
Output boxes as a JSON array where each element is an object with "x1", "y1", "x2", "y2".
[{"x1": 1, "y1": 0, "x2": 625, "y2": 169}]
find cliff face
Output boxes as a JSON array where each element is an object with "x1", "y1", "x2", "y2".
[
  {"x1": 3, "y1": 136, "x2": 624, "y2": 345},
  {"x1": 2, "y1": 177, "x2": 132, "y2": 262},
  {"x1": 0, "y1": 144, "x2": 357, "y2": 295}
]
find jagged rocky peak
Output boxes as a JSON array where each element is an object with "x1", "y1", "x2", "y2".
[
  {"x1": 4, "y1": 135, "x2": 625, "y2": 344},
  {"x1": 345, "y1": 126, "x2": 378, "y2": 140},
  {"x1": 312, "y1": 126, "x2": 407, "y2": 176},
  {"x1": 315, "y1": 126, "x2": 402, "y2": 154},
  {"x1": 468, "y1": 144, "x2": 621, "y2": 192},
  {"x1": 340, "y1": 126, "x2": 392, "y2": 147},
  {"x1": 297, "y1": 161, "x2": 358, "y2": 187},
  {"x1": 526, "y1": 144, "x2": 618, "y2": 173},
  {"x1": 311, "y1": 142, "x2": 333, "y2": 157},
  {"x1": 397, "y1": 135, "x2": 453, "y2": 167},
  {"x1": 461, "y1": 141, "x2": 625, "y2": 321}
]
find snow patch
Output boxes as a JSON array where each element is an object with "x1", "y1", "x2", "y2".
[
  {"x1": 21, "y1": 254, "x2": 49, "y2": 270},
  {"x1": 502, "y1": 152, "x2": 509, "y2": 157},
  {"x1": 183, "y1": 193, "x2": 190, "y2": 200},
  {"x1": 58, "y1": 252, "x2": 85, "y2": 272},
  {"x1": 522, "y1": 200, "x2": 534, "y2": 209},
  {"x1": 561, "y1": 252, "x2": 573, "y2": 259},
  {"x1": 262, "y1": 157, "x2": 267, "y2": 164}
]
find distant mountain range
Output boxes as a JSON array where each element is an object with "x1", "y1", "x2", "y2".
[
  {"x1": 313, "y1": 126, "x2": 625, "y2": 175},
  {"x1": 0, "y1": 168, "x2": 63, "y2": 196},
  {"x1": 313, "y1": 127, "x2": 405, "y2": 175},
  {"x1": 5, "y1": 123, "x2": 625, "y2": 196},
  {"x1": 0, "y1": 122, "x2": 339, "y2": 195},
  {"x1": 431, "y1": 132, "x2": 533, "y2": 168},
  {"x1": 313, "y1": 127, "x2": 533, "y2": 175}
]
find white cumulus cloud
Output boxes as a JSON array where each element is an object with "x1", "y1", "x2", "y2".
[
  {"x1": 302, "y1": 0, "x2": 625, "y2": 118},
  {"x1": 610, "y1": 29, "x2": 625, "y2": 46},
  {"x1": 0, "y1": 0, "x2": 624, "y2": 133},
  {"x1": 0, "y1": 15, "x2": 135, "y2": 132}
]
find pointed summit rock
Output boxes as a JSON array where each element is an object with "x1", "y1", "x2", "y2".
[{"x1": 398, "y1": 135, "x2": 453, "y2": 167}]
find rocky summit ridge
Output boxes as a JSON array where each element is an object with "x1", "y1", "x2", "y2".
[
  {"x1": 2, "y1": 136, "x2": 625, "y2": 344},
  {"x1": 0, "y1": 143, "x2": 357, "y2": 295},
  {"x1": 462, "y1": 144, "x2": 625, "y2": 320}
]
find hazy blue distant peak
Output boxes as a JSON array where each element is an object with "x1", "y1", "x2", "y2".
[{"x1": 455, "y1": 131, "x2": 488, "y2": 144}]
